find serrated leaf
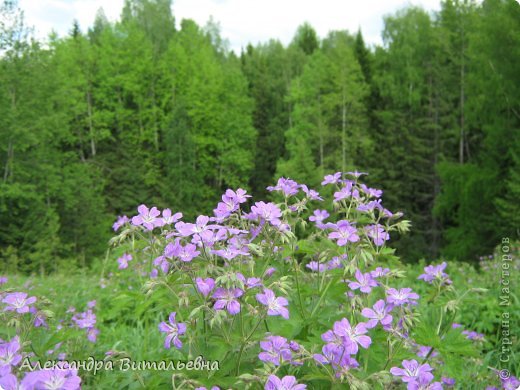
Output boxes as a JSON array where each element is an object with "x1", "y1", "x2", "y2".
[{"x1": 413, "y1": 323, "x2": 442, "y2": 349}]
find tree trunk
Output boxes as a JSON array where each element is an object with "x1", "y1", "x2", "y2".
[
  {"x1": 459, "y1": 23, "x2": 465, "y2": 164},
  {"x1": 3, "y1": 140, "x2": 12, "y2": 182},
  {"x1": 318, "y1": 95, "x2": 324, "y2": 169},
  {"x1": 342, "y1": 90, "x2": 347, "y2": 173},
  {"x1": 87, "y1": 89, "x2": 96, "y2": 157},
  {"x1": 4, "y1": 89, "x2": 16, "y2": 182}
]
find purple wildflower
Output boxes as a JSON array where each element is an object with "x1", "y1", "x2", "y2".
[
  {"x1": 370, "y1": 267, "x2": 390, "y2": 278},
  {"x1": 309, "y1": 210, "x2": 329, "y2": 228},
  {"x1": 441, "y1": 377, "x2": 455, "y2": 387},
  {"x1": 265, "y1": 375, "x2": 306, "y2": 390},
  {"x1": 112, "y1": 215, "x2": 129, "y2": 231},
  {"x1": 321, "y1": 322, "x2": 355, "y2": 355},
  {"x1": 87, "y1": 328, "x2": 99, "y2": 343},
  {"x1": 245, "y1": 277, "x2": 262, "y2": 289},
  {"x1": 158, "y1": 312, "x2": 187, "y2": 349},
  {"x1": 256, "y1": 288, "x2": 289, "y2": 319},
  {"x1": 0, "y1": 336, "x2": 22, "y2": 377},
  {"x1": 32, "y1": 308, "x2": 48, "y2": 328},
  {"x1": 211, "y1": 247, "x2": 243, "y2": 261},
  {"x1": 365, "y1": 224, "x2": 390, "y2": 246},
  {"x1": 416, "y1": 346, "x2": 438, "y2": 358},
  {"x1": 313, "y1": 343, "x2": 341, "y2": 366},
  {"x1": 322, "y1": 318, "x2": 371, "y2": 355},
  {"x1": 300, "y1": 185, "x2": 323, "y2": 201},
  {"x1": 313, "y1": 343, "x2": 360, "y2": 376},
  {"x1": 21, "y1": 363, "x2": 82, "y2": 390},
  {"x1": 333, "y1": 318, "x2": 371, "y2": 354},
  {"x1": 357, "y1": 199, "x2": 383, "y2": 213},
  {"x1": 2, "y1": 292, "x2": 37, "y2": 314},
  {"x1": 175, "y1": 215, "x2": 217, "y2": 237},
  {"x1": 327, "y1": 256, "x2": 345, "y2": 270},
  {"x1": 390, "y1": 359, "x2": 434, "y2": 384},
  {"x1": 382, "y1": 208, "x2": 402, "y2": 218},
  {"x1": 306, "y1": 261, "x2": 327, "y2": 273},
  {"x1": 131, "y1": 205, "x2": 161, "y2": 230},
  {"x1": 117, "y1": 253, "x2": 132, "y2": 270},
  {"x1": 73, "y1": 310, "x2": 96, "y2": 329},
  {"x1": 452, "y1": 323, "x2": 463, "y2": 329},
  {"x1": 228, "y1": 234, "x2": 251, "y2": 255},
  {"x1": 386, "y1": 288, "x2": 420, "y2": 306},
  {"x1": 164, "y1": 240, "x2": 200, "y2": 262},
  {"x1": 346, "y1": 170, "x2": 368, "y2": 178},
  {"x1": 258, "y1": 336, "x2": 292, "y2": 366},
  {"x1": 0, "y1": 373, "x2": 18, "y2": 390},
  {"x1": 264, "y1": 267, "x2": 276, "y2": 278},
  {"x1": 212, "y1": 288, "x2": 243, "y2": 315},
  {"x1": 361, "y1": 299, "x2": 393, "y2": 328},
  {"x1": 462, "y1": 330, "x2": 484, "y2": 341},
  {"x1": 348, "y1": 270, "x2": 378, "y2": 293},
  {"x1": 213, "y1": 189, "x2": 250, "y2": 220},
  {"x1": 153, "y1": 256, "x2": 170, "y2": 273},
  {"x1": 502, "y1": 376, "x2": 520, "y2": 390},
  {"x1": 359, "y1": 184, "x2": 382, "y2": 198},
  {"x1": 193, "y1": 228, "x2": 227, "y2": 248},
  {"x1": 195, "y1": 277, "x2": 215, "y2": 297},
  {"x1": 267, "y1": 177, "x2": 300, "y2": 196},
  {"x1": 228, "y1": 188, "x2": 250, "y2": 204},
  {"x1": 418, "y1": 262, "x2": 451, "y2": 284},
  {"x1": 328, "y1": 220, "x2": 359, "y2": 246},
  {"x1": 289, "y1": 341, "x2": 300, "y2": 351},
  {"x1": 321, "y1": 172, "x2": 342, "y2": 185},
  {"x1": 161, "y1": 209, "x2": 182, "y2": 225},
  {"x1": 408, "y1": 376, "x2": 443, "y2": 390},
  {"x1": 248, "y1": 202, "x2": 282, "y2": 227},
  {"x1": 334, "y1": 181, "x2": 353, "y2": 201}
]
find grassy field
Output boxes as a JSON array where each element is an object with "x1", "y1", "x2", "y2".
[{"x1": 2, "y1": 249, "x2": 518, "y2": 389}]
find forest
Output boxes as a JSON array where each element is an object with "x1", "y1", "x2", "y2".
[{"x1": 0, "y1": 0, "x2": 519, "y2": 274}]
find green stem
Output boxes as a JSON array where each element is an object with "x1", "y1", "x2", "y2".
[
  {"x1": 235, "y1": 314, "x2": 266, "y2": 375},
  {"x1": 420, "y1": 346, "x2": 435, "y2": 365},
  {"x1": 292, "y1": 257, "x2": 306, "y2": 319},
  {"x1": 436, "y1": 309, "x2": 444, "y2": 335},
  {"x1": 383, "y1": 338, "x2": 404, "y2": 370},
  {"x1": 310, "y1": 278, "x2": 334, "y2": 318}
]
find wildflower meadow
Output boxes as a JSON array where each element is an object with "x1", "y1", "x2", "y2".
[
  {"x1": 1, "y1": 173, "x2": 518, "y2": 389},
  {"x1": 1, "y1": 0, "x2": 519, "y2": 389}
]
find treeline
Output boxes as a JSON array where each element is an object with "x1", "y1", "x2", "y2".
[{"x1": 0, "y1": 0, "x2": 518, "y2": 273}]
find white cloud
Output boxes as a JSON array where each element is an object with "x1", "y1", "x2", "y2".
[
  {"x1": 19, "y1": 0, "x2": 124, "y2": 38},
  {"x1": 18, "y1": 0, "x2": 441, "y2": 50}
]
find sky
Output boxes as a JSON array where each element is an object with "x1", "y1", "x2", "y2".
[{"x1": 18, "y1": 0, "x2": 442, "y2": 52}]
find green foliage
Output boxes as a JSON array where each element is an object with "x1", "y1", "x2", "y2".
[
  {"x1": 277, "y1": 31, "x2": 370, "y2": 185},
  {"x1": 0, "y1": 0, "x2": 519, "y2": 272}
]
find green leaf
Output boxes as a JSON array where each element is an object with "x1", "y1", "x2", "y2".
[{"x1": 413, "y1": 322, "x2": 441, "y2": 349}]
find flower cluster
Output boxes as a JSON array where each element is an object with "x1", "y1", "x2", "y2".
[
  {"x1": 0, "y1": 361, "x2": 81, "y2": 390},
  {"x1": 258, "y1": 335, "x2": 302, "y2": 366},
  {"x1": 0, "y1": 280, "x2": 84, "y2": 389},
  {"x1": 313, "y1": 318, "x2": 368, "y2": 377},
  {"x1": 71, "y1": 301, "x2": 100, "y2": 343},
  {"x1": 106, "y1": 171, "x2": 500, "y2": 389},
  {"x1": 418, "y1": 262, "x2": 452, "y2": 285}
]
